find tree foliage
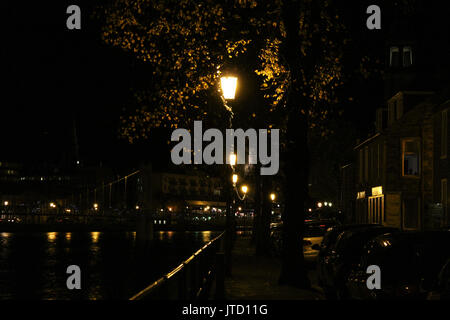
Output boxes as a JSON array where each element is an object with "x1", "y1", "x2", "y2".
[{"x1": 99, "y1": 0, "x2": 352, "y2": 142}]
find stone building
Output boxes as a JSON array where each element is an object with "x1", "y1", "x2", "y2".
[{"x1": 353, "y1": 90, "x2": 449, "y2": 230}]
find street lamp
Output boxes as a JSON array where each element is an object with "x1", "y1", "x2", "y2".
[
  {"x1": 317, "y1": 202, "x2": 323, "y2": 208},
  {"x1": 232, "y1": 174, "x2": 238, "y2": 185},
  {"x1": 3, "y1": 201, "x2": 8, "y2": 206},
  {"x1": 241, "y1": 185, "x2": 248, "y2": 194},
  {"x1": 220, "y1": 76, "x2": 238, "y2": 100},
  {"x1": 229, "y1": 153, "x2": 237, "y2": 166},
  {"x1": 270, "y1": 193, "x2": 276, "y2": 201},
  {"x1": 93, "y1": 203, "x2": 98, "y2": 211}
]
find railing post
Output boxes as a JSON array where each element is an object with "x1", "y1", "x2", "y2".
[
  {"x1": 214, "y1": 252, "x2": 225, "y2": 300},
  {"x1": 178, "y1": 267, "x2": 187, "y2": 300}
]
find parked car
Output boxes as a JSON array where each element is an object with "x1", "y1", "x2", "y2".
[
  {"x1": 317, "y1": 224, "x2": 382, "y2": 288},
  {"x1": 269, "y1": 220, "x2": 338, "y2": 260},
  {"x1": 428, "y1": 258, "x2": 450, "y2": 300},
  {"x1": 303, "y1": 220, "x2": 338, "y2": 262},
  {"x1": 320, "y1": 225, "x2": 398, "y2": 299},
  {"x1": 347, "y1": 231, "x2": 450, "y2": 300}
]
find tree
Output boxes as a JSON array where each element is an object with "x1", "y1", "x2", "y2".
[{"x1": 98, "y1": 0, "x2": 351, "y2": 287}]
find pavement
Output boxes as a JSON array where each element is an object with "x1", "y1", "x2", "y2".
[{"x1": 225, "y1": 234, "x2": 325, "y2": 300}]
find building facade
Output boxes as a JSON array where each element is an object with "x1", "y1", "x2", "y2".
[{"x1": 352, "y1": 91, "x2": 449, "y2": 230}]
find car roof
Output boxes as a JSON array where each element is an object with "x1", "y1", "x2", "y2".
[{"x1": 370, "y1": 230, "x2": 450, "y2": 247}]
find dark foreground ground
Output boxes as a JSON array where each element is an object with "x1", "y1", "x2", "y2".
[{"x1": 225, "y1": 233, "x2": 324, "y2": 300}]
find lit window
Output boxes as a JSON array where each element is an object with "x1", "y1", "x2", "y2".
[
  {"x1": 403, "y1": 46, "x2": 413, "y2": 67},
  {"x1": 390, "y1": 47, "x2": 400, "y2": 67},
  {"x1": 402, "y1": 139, "x2": 420, "y2": 176}
]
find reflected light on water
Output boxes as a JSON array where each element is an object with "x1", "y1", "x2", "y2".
[
  {"x1": 202, "y1": 231, "x2": 212, "y2": 242},
  {"x1": 47, "y1": 232, "x2": 57, "y2": 241},
  {"x1": 91, "y1": 232, "x2": 100, "y2": 243},
  {"x1": 65, "y1": 232, "x2": 72, "y2": 241},
  {"x1": 1, "y1": 232, "x2": 11, "y2": 238}
]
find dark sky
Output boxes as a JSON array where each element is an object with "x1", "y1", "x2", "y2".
[
  {"x1": 1, "y1": 1, "x2": 144, "y2": 168},
  {"x1": 2, "y1": 1, "x2": 428, "y2": 170}
]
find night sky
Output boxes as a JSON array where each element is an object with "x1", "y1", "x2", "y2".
[{"x1": 1, "y1": 1, "x2": 418, "y2": 170}]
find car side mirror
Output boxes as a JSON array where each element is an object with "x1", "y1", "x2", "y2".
[{"x1": 312, "y1": 244, "x2": 321, "y2": 251}]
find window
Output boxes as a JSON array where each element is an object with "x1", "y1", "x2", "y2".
[
  {"x1": 403, "y1": 46, "x2": 413, "y2": 67},
  {"x1": 442, "y1": 110, "x2": 448, "y2": 158},
  {"x1": 388, "y1": 100, "x2": 398, "y2": 124},
  {"x1": 402, "y1": 139, "x2": 420, "y2": 176},
  {"x1": 390, "y1": 47, "x2": 400, "y2": 67}
]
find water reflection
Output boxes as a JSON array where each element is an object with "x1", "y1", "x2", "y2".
[
  {"x1": 91, "y1": 232, "x2": 100, "y2": 243},
  {"x1": 202, "y1": 231, "x2": 212, "y2": 242},
  {"x1": 0, "y1": 230, "x2": 218, "y2": 299},
  {"x1": 47, "y1": 232, "x2": 57, "y2": 242}
]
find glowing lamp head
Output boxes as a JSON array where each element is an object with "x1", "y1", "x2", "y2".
[
  {"x1": 4, "y1": 201, "x2": 8, "y2": 206},
  {"x1": 229, "y1": 153, "x2": 237, "y2": 166},
  {"x1": 220, "y1": 76, "x2": 237, "y2": 100},
  {"x1": 232, "y1": 174, "x2": 238, "y2": 185},
  {"x1": 270, "y1": 193, "x2": 276, "y2": 201},
  {"x1": 241, "y1": 185, "x2": 248, "y2": 194},
  {"x1": 317, "y1": 202, "x2": 323, "y2": 208}
]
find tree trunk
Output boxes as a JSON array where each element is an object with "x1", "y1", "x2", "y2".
[
  {"x1": 278, "y1": 0, "x2": 311, "y2": 288},
  {"x1": 255, "y1": 175, "x2": 272, "y2": 256},
  {"x1": 251, "y1": 170, "x2": 262, "y2": 244}
]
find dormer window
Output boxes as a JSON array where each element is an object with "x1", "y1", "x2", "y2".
[
  {"x1": 389, "y1": 46, "x2": 413, "y2": 67},
  {"x1": 403, "y1": 46, "x2": 413, "y2": 67},
  {"x1": 390, "y1": 46, "x2": 400, "y2": 67}
]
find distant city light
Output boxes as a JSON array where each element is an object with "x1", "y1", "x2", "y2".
[
  {"x1": 232, "y1": 174, "x2": 238, "y2": 185},
  {"x1": 49, "y1": 202, "x2": 56, "y2": 208},
  {"x1": 270, "y1": 193, "x2": 276, "y2": 201},
  {"x1": 93, "y1": 203, "x2": 98, "y2": 210},
  {"x1": 317, "y1": 202, "x2": 323, "y2": 208},
  {"x1": 241, "y1": 185, "x2": 248, "y2": 194},
  {"x1": 3, "y1": 201, "x2": 8, "y2": 206}
]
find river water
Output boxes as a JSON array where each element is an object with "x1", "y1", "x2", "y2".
[{"x1": 0, "y1": 230, "x2": 218, "y2": 300}]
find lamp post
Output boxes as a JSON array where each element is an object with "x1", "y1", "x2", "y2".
[{"x1": 221, "y1": 75, "x2": 238, "y2": 277}]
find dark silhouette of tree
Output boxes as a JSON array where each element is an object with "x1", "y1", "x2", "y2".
[{"x1": 98, "y1": 0, "x2": 362, "y2": 287}]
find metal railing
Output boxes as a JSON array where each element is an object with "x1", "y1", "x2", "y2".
[{"x1": 130, "y1": 232, "x2": 226, "y2": 300}]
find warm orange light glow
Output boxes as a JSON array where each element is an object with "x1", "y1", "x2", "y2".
[
  {"x1": 270, "y1": 193, "x2": 276, "y2": 201},
  {"x1": 232, "y1": 174, "x2": 238, "y2": 184},
  {"x1": 221, "y1": 76, "x2": 238, "y2": 99},
  {"x1": 241, "y1": 185, "x2": 248, "y2": 194},
  {"x1": 229, "y1": 153, "x2": 237, "y2": 166}
]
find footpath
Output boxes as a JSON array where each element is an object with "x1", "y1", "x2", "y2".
[{"x1": 224, "y1": 233, "x2": 325, "y2": 300}]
